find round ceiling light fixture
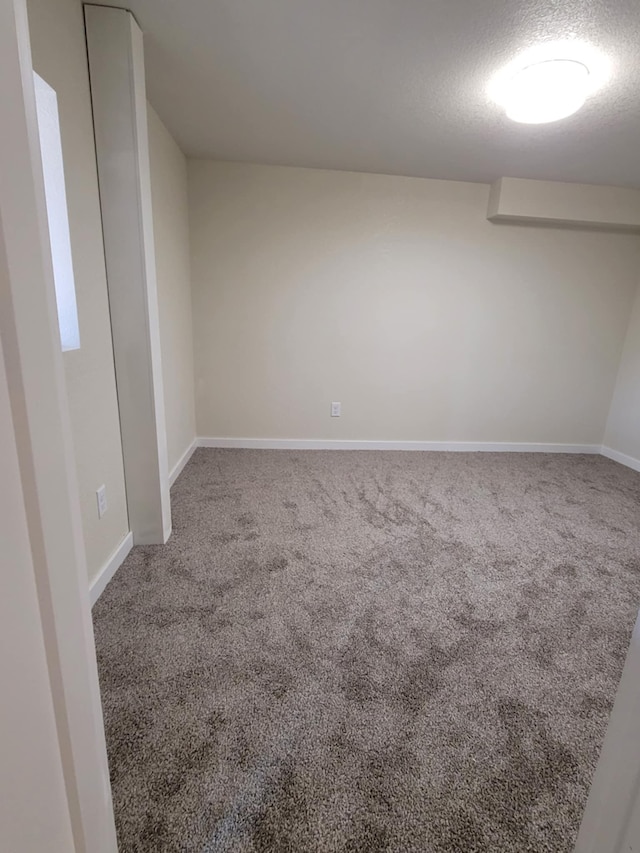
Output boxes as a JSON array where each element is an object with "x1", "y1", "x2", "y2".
[
  {"x1": 503, "y1": 59, "x2": 589, "y2": 123},
  {"x1": 489, "y1": 41, "x2": 610, "y2": 124}
]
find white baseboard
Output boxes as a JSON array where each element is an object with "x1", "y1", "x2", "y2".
[
  {"x1": 90, "y1": 531, "x2": 133, "y2": 607},
  {"x1": 169, "y1": 438, "x2": 197, "y2": 486},
  {"x1": 197, "y1": 437, "x2": 602, "y2": 454},
  {"x1": 601, "y1": 446, "x2": 640, "y2": 473}
]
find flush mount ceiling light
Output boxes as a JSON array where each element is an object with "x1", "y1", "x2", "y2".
[
  {"x1": 489, "y1": 41, "x2": 610, "y2": 124},
  {"x1": 503, "y1": 59, "x2": 589, "y2": 123}
]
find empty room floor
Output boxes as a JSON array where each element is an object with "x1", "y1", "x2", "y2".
[{"x1": 93, "y1": 449, "x2": 640, "y2": 852}]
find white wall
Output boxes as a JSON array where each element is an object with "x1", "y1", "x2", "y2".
[
  {"x1": 0, "y1": 309, "x2": 74, "y2": 853},
  {"x1": 148, "y1": 104, "x2": 196, "y2": 473},
  {"x1": 1, "y1": 0, "x2": 118, "y2": 842},
  {"x1": 28, "y1": 0, "x2": 128, "y2": 582},
  {"x1": 188, "y1": 162, "x2": 640, "y2": 444},
  {"x1": 575, "y1": 612, "x2": 640, "y2": 853},
  {"x1": 605, "y1": 282, "x2": 640, "y2": 464}
]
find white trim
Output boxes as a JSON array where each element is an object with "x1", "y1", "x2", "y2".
[
  {"x1": 89, "y1": 531, "x2": 133, "y2": 607},
  {"x1": 601, "y1": 446, "x2": 640, "y2": 473},
  {"x1": 169, "y1": 438, "x2": 197, "y2": 486},
  {"x1": 197, "y1": 437, "x2": 602, "y2": 454}
]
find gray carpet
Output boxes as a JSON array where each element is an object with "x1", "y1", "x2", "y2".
[{"x1": 93, "y1": 449, "x2": 640, "y2": 852}]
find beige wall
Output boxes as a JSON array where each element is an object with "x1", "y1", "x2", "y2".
[
  {"x1": 148, "y1": 104, "x2": 196, "y2": 473},
  {"x1": 605, "y1": 282, "x2": 640, "y2": 462},
  {"x1": 28, "y1": 0, "x2": 129, "y2": 583},
  {"x1": 188, "y1": 162, "x2": 640, "y2": 444}
]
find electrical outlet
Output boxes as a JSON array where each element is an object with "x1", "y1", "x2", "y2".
[
  {"x1": 96, "y1": 484, "x2": 108, "y2": 518},
  {"x1": 331, "y1": 402, "x2": 341, "y2": 417}
]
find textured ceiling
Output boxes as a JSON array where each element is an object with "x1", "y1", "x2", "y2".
[{"x1": 96, "y1": 0, "x2": 640, "y2": 186}]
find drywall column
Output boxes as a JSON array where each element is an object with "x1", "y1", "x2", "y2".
[
  {"x1": 0, "y1": 0, "x2": 117, "y2": 848},
  {"x1": 0, "y1": 313, "x2": 75, "y2": 853},
  {"x1": 85, "y1": 5, "x2": 171, "y2": 544},
  {"x1": 575, "y1": 611, "x2": 640, "y2": 853},
  {"x1": 603, "y1": 282, "x2": 640, "y2": 469}
]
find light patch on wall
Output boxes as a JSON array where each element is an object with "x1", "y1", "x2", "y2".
[{"x1": 33, "y1": 72, "x2": 80, "y2": 351}]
